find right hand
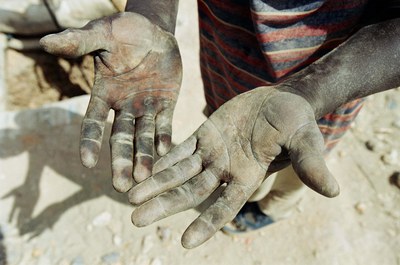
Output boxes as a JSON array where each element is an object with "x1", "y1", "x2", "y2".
[
  {"x1": 40, "y1": 12, "x2": 182, "y2": 192},
  {"x1": 129, "y1": 86, "x2": 339, "y2": 248}
]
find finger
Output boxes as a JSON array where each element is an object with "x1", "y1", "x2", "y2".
[
  {"x1": 80, "y1": 96, "x2": 110, "y2": 168},
  {"x1": 129, "y1": 153, "x2": 203, "y2": 205},
  {"x1": 131, "y1": 169, "x2": 220, "y2": 226},
  {"x1": 110, "y1": 111, "x2": 135, "y2": 192},
  {"x1": 289, "y1": 122, "x2": 340, "y2": 198},
  {"x1": 134, "y1": 114, "x2": 156, "y2": 182},
  {"x1": 181, "y1": 182, "x2": 251, "y2": 249},
  {"x1": 155, "y1": 109, "x2": 174, "y2": 156},
  {"x1": 39, "y1": 18, "x2": 110, "y2": 58},
  {"x1": 152, "y1": 135, "x2": 197, "y2": 174}
]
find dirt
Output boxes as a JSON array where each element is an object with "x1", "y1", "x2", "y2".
[{"x1": 5, "y1": 50, "x2": 93, "y2": 110}]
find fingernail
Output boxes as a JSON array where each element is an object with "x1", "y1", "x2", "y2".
[
  {"x1": 113, "y1": 175, "x2": 133, "y2": 193},
  {"x1": 131, "y1": 204, "x2": 158, "y2": 227},
  {"x1": 80, "y1": 143, "x2": 99, "y2": 168},
  {"x1": 156, "y1": 134, "x2": 171, "y2": 156},
  {"x1": 39, "y1": 34, "x2": 62, "y2": 53},
  {"x1": 182, "y1": 229, "x2": 203, "y2": 249},
  {"x1": 112, "y1": 159, "x2": 134, "y2": 192},
  {"x1": 325, "y1": 181, "x2": 340, "y2": 198},
  {"x1": 157, "y1": 144, "x2": 169, "y2": 157},
  {"x1": 134, "y1": 158, "x2": 153, "y2": 182},
  {"x1": 182, "y1": 217, "x2": 216, "y2": 249},
  {"x1": 81, "y1": 153, "x2": 97, "y2": 168},
  {"x1": 128, "y1": 188, "x2": 143, "y2": 205}
]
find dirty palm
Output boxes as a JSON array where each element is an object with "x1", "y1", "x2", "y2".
[
  {"x1": 41, "y1": 12, "x2": 182, "y2": 192},
  {"x1": 40, "y1": 4, "x2": 400, "y2": 250},
  {"x1": 42, "y1": 13, "x2": 338, "y2": 248},
  {"x1": 40, "y1": 11, "x2": 335, "y2": 248}
]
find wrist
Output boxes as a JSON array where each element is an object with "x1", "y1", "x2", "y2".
[
  {"x1": 125, "y1": 0, "x2": 179, "y2": 33},
  {"x1": 276, "y1": 82, "x2": 324, "y2": 119},
  {"x1": 278, "y1": 18, "x2": 400, "y2": 119}
]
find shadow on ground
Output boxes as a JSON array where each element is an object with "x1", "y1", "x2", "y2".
[{"x1": 0, "y1": 107, "x2": 128, "y2": 239}]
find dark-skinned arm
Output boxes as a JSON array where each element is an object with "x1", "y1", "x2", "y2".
[
  {"x1": 125, "y1": 0, "x2": 179, "y2": 33},
  {"x1": 129, "y1": 17, "x2": 400, "y2": 249},
  {"x1": 284, "y1": 18, "x2": 400, "y2": 119}
]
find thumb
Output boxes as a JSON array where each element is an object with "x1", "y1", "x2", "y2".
[
  {"x1": 288, "y1": 121, "x2": 340, "y2": 198},
  {"x1": 39, "y1": 18, "x2": 110, "y2": 58}
]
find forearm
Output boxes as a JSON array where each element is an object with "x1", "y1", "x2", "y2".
[
  {"x1": 125, "y1": 0, "x2": 179, "y2": 33},
  {"x1": 283, "y1": 18, "x2": 400, "y2": 119}
]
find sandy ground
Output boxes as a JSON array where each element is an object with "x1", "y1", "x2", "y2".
[{"x1": 0, "y1": 1, "x2": 399, "y2": 265}]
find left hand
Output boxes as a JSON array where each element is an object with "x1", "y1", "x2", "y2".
[
  {"x1": 128, "y1": 85, "x2": 340, "y2": 248},
  {"x1": 40, "y1": 13, "x2": 182, "y2": 191}
]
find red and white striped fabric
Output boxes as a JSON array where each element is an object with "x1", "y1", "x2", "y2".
[{"x1": 198, "y1": 0, "x2": 367, "y2": 152}]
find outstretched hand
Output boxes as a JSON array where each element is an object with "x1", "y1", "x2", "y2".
[
  {"x1": 128, "y1": 86, "x2": 339, "y2": 248},
  {"x1": 40, "y1": 12, "x2": 182, "y2": 192}
]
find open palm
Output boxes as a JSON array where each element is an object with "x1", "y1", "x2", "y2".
[{"x1": 40, "y1": 12, "x2": 182, "y2": 192}]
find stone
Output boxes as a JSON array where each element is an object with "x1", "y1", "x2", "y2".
[
  {"x1": 156, "y1": 226, "x2": 171, "y2": 242},
  {"x1": 101, "y1": 252, "x2": 120, "y2": 264},
  {"x1": 392, "y1": 119, "x2": 400, "y2": 129},
  {"x1": 71, "y1": 256, "x2": 84, "y2": 265},
  {"x1": 386, "y1": 98, "x2": 398, "y2": 109},
  {"x1": 365, "y1": 139, "x2": 385, "y2": 152},
  {"x1": 374, "y1": 127, "x2": 393, "y2": 134},
  {"x1": 135, "y1": 255, "x2": 151, "y2": 265},
  {"x1": 381, "y1": 150, "x2": 398, "y2": 165},
  {"x1": 354, "y1": 202, "x2": 366, "y2": 214},
  {"x1": 389, "y1": 171, "x2": 400, "y2": 189},
  {"x1": 86, "y1": 224, "x2": 93, "y2": 232},
  {"x1": 141, "y1": 235, "x2": 154, "y2": 254},
  {"x1": 58, "y1": 259, "x2": 69, "y2": 265},
  {"x1": 113, "y1": 235, "x2": 122, "y2": 246},
  {"x1": 31, "y1": 248, "x2": 42, "y2": 258},
  {"x1": 150, "y1": 258, "x2": 163, "y2": 265},
  {"x1": 386, "y1": 229, "x2": 396, "y2": 237},
  {"x1": 92, "y1": 211, "x2": 112, "y2": 227}
]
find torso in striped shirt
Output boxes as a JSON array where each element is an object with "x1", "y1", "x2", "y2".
[{"x1": 198, "y1": 0, "x2": 367, "y2": 151}]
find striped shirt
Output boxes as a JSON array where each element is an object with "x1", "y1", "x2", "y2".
[{"x1": 198, "y1": 0, "x2": 367, "y2": 151}]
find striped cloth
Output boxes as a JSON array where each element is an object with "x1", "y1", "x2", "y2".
[{"x1": 198, "y1": 0, "x2": 367, "y2": 152}]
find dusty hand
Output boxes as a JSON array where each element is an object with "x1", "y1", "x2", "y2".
[
  {"x1": 40, "y1": 12, "x2": 182, "y2": 192},
  {"x1": 128, "y1": 86, "x2": 339, "y2": 248}
]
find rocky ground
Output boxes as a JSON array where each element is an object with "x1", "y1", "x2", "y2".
[{"x1": 0, "y1": 1, "x2": 399, "y2": 265}]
